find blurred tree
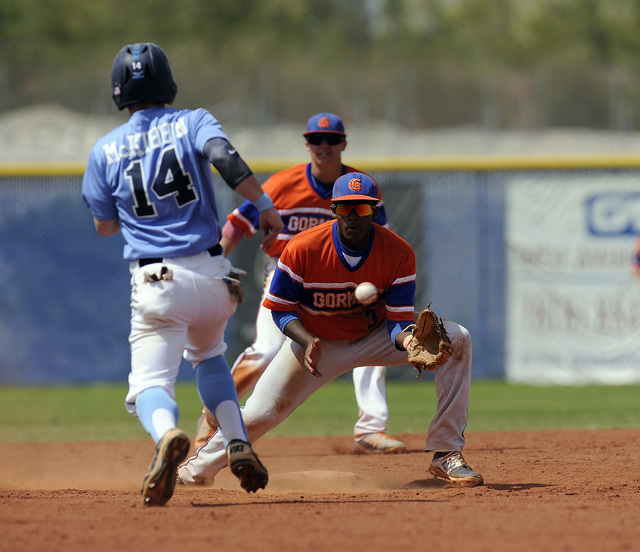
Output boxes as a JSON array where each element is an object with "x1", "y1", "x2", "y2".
[{"x1": 2, "y1": 0, "x2": 640, "y2": 130}]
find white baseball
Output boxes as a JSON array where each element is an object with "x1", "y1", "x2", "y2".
[{"x1": 355, "y1": 282, "x2": 378, "y2": 306}]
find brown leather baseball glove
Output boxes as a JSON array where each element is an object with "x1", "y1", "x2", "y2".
[
  {"x1": 407, "y1": 307, "x2": 453, "y2": 376},
  {"x1": 221, "y1": 266, "x2": 247, "y2": 304}
]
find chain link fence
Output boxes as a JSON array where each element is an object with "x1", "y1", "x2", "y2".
[{"x1": 2, "y1": 161, "x2": 636, "y2": 384}]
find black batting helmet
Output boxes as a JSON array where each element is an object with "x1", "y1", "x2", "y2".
[{"x1": 111, "y1": 43, "x2": 178, "y2": 110}]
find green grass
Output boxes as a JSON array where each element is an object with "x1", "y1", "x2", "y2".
[{"x1": 0, "y1": 380, "x2": 638, "y2": 443}]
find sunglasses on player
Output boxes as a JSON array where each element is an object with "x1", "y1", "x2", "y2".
[
  {"x1": 334, "y1": 203, "x2": 374, "y2": 217},
  {"x1": 305, "y1": 133, "x2": 345, "y2": 146}
]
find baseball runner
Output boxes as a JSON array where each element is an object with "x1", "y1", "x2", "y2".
[
  {"x1": 194, "y1": 113, "x2": 406, "y2": 454},
  {"x1": 81, "y1": 43, "x2": 282, "y2": 506},
  {"x1": 178, "y1": 173, "x2": 483, "y2": 488}
]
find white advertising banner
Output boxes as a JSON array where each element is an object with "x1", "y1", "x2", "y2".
[{"x1": 506, "y1": 175, "x2": 640, "y2": 384}]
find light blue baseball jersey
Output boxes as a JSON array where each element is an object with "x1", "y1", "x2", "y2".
[{"x1": 82, "y1": 106, "x2": 228, "y2": 261}]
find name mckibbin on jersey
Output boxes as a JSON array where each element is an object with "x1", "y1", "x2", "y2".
[{"x1": 103, "y1": 117, "x2": 189, "y2": 164}]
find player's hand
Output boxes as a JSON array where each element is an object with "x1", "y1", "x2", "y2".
[
  {"x1": 304, "y1": 338, "x2": 323, "y2": 378},
  {"x1": 258, "y1": 207, "x2": 284, "y2": 251}
]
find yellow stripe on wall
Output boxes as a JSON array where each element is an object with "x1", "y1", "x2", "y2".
[{"x1": 2, "y1": 153, "x2": 640, "y2": 177}]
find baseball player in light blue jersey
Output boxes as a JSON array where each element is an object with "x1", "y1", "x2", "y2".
[{"x1": 82, "y1": 43, "x2": 283, "y2": 506}]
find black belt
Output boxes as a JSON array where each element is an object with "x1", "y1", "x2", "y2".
[{"x1": 138, "y1": 243, "x2": 223, "y2": 267}]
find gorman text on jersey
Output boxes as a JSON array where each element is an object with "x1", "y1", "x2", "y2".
[{"x1": 312, "y1": 290, "x2": 359, "y2": 310}]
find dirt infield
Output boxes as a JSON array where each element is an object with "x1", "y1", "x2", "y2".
[{"x1": 1, "y1": 429, "x2": 639, "y2": 552}]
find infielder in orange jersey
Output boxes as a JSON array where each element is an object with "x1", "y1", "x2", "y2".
[
  {"x1": 194, "y1": 113, "x2": 406, "y2": 453},
  {"x1": 178, "y1": 173, "x2": 484, "y2": 488}
]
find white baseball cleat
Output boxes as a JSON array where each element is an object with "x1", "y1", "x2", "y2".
[{"x1": 355, "y1": 432, "x2": 407, "y2": 453}]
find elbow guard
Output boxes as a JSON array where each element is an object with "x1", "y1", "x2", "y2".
[{"x1": 204, "y1": 137, "x2": 253, "y2": 189}]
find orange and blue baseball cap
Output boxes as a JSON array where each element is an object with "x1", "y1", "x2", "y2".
[
  {"x1": 303, "y1": 112, "x2": 346, "y2": 136},
  {"x1": 332, "y1": 172, "x2": 380, "y2": 203}
]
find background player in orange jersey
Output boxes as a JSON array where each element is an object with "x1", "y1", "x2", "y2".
[
  {"x1": 194, "y1": 113, "x2": 406, "y2": 453},
  {"x1": 178, "y1": 173, "x2": 483, "y2": 488}
]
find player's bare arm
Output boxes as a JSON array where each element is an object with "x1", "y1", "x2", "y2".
[
  {"x1": 257, "y1": 208, "x2": 284, "y2": 251},
  {"x1": 219, "y1": 237, "x2": 234, "y2": 257},
  {"x1": 282, "y1": 319, "x2": 323, "y2": 377},
  {"x1": 397, "y1": 329, "x2": 414, "y2": 352},
  {"x1": 93, "y1": 217, "x2": 120, "y2": 237}
]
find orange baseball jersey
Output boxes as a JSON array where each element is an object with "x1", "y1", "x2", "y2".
[
  {"x1": 263, "y1": 220, "x2": 416, "y2": 340},
  {"x1": 226, "y1": 163, "x2": 387, "y2": 258}
]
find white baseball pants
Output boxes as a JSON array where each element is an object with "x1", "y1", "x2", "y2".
[
  {"x1": 125, "y1": 251, "x2": 235, "y2": 417},
  {"x1": 231, "y1": 261, "x2": 391, "y2": 437}
]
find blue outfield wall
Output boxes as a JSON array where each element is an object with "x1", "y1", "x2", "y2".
[
  {"x1": 1, "y1": 158, "x2": 637, "y2": 384},
  {"x1": 0, "y1": 175, "x2": 131, "y2": 383},
  {"x1": 423, "y1": 171, "x2": 507, "y2": 379}
]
